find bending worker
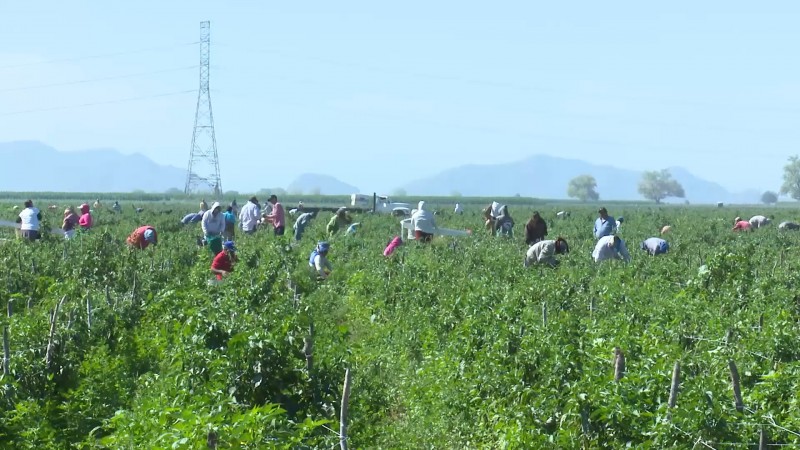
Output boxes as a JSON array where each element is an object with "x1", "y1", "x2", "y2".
[
  {"x1": 641, "y1": 237, "x2": 669, "y2": 256},
  {"x1": 309, "y1": 241, "x2": 333, "y2": 279},
  {"x1": 592, "y1": 235, "x2": 631, "y2": 263},
  {"x1": 126, "y1": 225, "x2": 157, "y2": 250},
  {"x1": 411, "y1": 201, "x2": 437, "y2": 242},
  {"x1": 524, "y1": 237, "x2": 569, "y2": 268}
]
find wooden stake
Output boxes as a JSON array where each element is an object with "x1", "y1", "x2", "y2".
[
  {"x1": 613, "y1": 347, "x2": 625, "y2": 382},
  {"x1": 6, "y1": 299, "x2": 11, "y2": 318},
  {"x1": 45, "y1": 295, "x2": 66, "y2": 370},
  {"x1": 340, "y1": 368, "x2": 352, "y2": 450},
  {"x1": 668, "y1": 361, "x2": 680, "y2": 411},
  {"x1": 729, "y1": 360, "x2": 744, "y2": 412},
  {"x1": 589, "y1": 297, "x2": 596, "y2": 317},
  {"x1": 758, "y1": 313, "x2": 764, "y2": 333},
  {"x1": 303, "y1": 337, "x2": 313, "y2": 373},
  {"x1": 3, "y1": 325, "x2": 9, "y2": 375},
  {"x1": 542, "y1": 303, "x2": 547, "y2": 327},
  {"x1": 86, "y1": 296, "x2": 92, "y2": 333}
]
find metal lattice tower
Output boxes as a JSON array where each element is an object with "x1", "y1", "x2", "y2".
[{"x1": 185, "y1": 20, "x2": 222, "y2": 196}]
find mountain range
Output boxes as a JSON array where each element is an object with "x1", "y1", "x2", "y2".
[
  {"x1": 400, "y1": 154, "x2": 762, "y2": 204},
  {"x1": 0, "y1": 141, "x2": 764, "y2": 203}
]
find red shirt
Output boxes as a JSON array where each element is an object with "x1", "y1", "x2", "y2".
[
  {"x1": 733, "y1": 221, "x2": 751, "y2": 231},
  {"x1": 211, "y1": 251, "x2": 234, "y2": 280}
]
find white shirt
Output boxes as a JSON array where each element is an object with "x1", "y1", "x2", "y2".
[
  {"x1": 749, "y1": 215, "x2": 770, "y2": 228},
  {"x1": 310, "y1": 254, "x2": 332, "y2": 276},
  {"x1": 201, "y1": 210, "x2": 225, "y2": 236},
  {"x1": 454, "y1": 203, "x2": 463, "y2": 214},
  {"x1": 411, "y1": 208, "x2": 437, "y2": 234},
  {"x1": 525, "y1": 240, "x2": 556, "y2": 266},
  {"x1": 239, "y1": 201, "x2": 261, "y2": 231},
  {"x1": 592, "y1": 235, "x2": 631, "y2": 263},
  {"x1": 19, "y1": 207, "x2": 40, "y2": 231}
]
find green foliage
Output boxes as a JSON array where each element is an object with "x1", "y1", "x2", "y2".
[
  {"x1": 1, "y1": 202, "x2": 800, "y2": 448},
  {"x1": 638, "y1": 169, "x2": 685, "y2": 203},
  {"x1": 567, "y1": 175, "x2": 600, "y2": 202},
  {"x1": 780, "y1": 155, "x2": 800, "y2": 200},
  {"x1": 761, "y1": 190, "x2": 778, "y2": 205}
]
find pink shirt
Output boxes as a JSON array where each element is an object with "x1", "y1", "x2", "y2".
[
  {"x1": 267, "y1": 202, "x2": 285, "y2": 228},
  {"x1": 733, "y1": 220, "x2": 751, "y2": 231},
  {"x1": 384, "y1": 237, "x2": 403, "y2": 257},
  {"x1": 79, "y1": 213, "x2": 93, "y2": 229}
]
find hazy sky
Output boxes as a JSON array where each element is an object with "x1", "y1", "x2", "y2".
[{"x1": 2, "y1": 2, "x2": 799, "y2": 194}]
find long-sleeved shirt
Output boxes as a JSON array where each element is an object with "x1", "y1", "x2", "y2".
[
  {"x1": 293, "y1": 212, "x2": 314, "y2": 230},
  {"x1": 592, "y1": 235, "x2": 630, "y2": 263},
  {"x1": 733, "y1": 220, "x2": 752, "y2": 231},
  {"x1": 202, "y1": 210, "x2": 226, "y2": 236},
  {"x1": 594, "y1": 216, "x2": 616, "y2": 239},
  {"x1": 524, "y1": 219, "x2": 548, "y2": 244},
  {"x1": 641, "y1": 237, "x2": 669, "y2": 255},
  {"x1": 266, "y1": 202, "x2": 285, "y2": 228},
  {"x1": 309, "y1": 252, "x2": 332, "y2": 277},
  {"x1": 749, "y1": 215, "x2": 770, "y2": 228},
  {"x1": 525, "y1": 240, "x2": 557, "y2": 267},
  {"x1": 238, "y1": 201, "x2": 260, "y2": 231},
  {"x1": 779, "y1": 221, "x2": 800, "y2": 230},
  {"x1": 411, "y1": 208, "x2": 437, "y2": 234}
]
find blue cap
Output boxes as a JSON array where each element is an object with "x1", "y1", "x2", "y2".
[
  {"x1": 317, "y1": 241, "x2": 330, "y2": 253},
  {"x1": 223, "y1": 240, "x2": 236, "y2": 251},
  {"x1": 143, "y1": 229, "x2": 155, "y2": 242}
]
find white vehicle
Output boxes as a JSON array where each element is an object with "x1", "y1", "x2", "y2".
[{"x1": 351, "y1": 193, "x2": 412, "y2": 216}]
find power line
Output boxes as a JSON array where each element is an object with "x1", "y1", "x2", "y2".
[
  {"x1": 0, "y1": 65, "x2": 199, "y2": 93},
  {"x1": 0, "y1": 42, "x2": 199, "y2": 70},
  {"x1": 0, "y1": 90, "x2": 196, "y2": 117}
]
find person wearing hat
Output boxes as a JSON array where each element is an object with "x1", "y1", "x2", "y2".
[
  {"x1": 732, "y1": 217, "x2": 752, "y2": 232},
  {"x1": 239, "y1": 196, "x2": 261, "y2": 235},
  {"x1": 594, "y1": 207, "x2": 617, "y2": 239},
  {"x1": 592, "y1": 235, "x2": 631, "y2": 263},
  {"x1": 309, "y1": 241, "x2": 333, "y2": 279},
  {"x1": 265, "y1": 194, "x2": 285, "y2": 236},
  {"x1": 62, "y1": 207, "x2": 79, "y2": 240},
  {"x1": 78, "y1": 203, "x2": 93, "y2": 231},
  {"x1": 495, "y1": 205, "x2": 514, "y2": 237},
  {"x1": 641, "y1": 237, "x2": 669, "y2": 256},
  {"x1": 411, "y1": 201, "x2": 437, "y2": 242},
  {"x1": 202, "y1": 202, "x2": 226, "y2": 255},
  {"x1": 615, "y1": 216, "x2": 624, "y2": 232},
  {"x1": 126, "y1": 225, "x2": 158, "y2": 250},
  {"x1": 293, "y1": 210, "x2": 316, "y2": 241},
  {"x1": 327, "y1": 208, "x2": 352, "y2": 237},
  {"x1": 210, "y1": 240, "x2": 238, "y2": 281},
  {"x1": 222, "y1": 206, "x2": 236, "y2": 240},
  {"x1": 112, "y1": 201, "x2": 121, "y2": 213},
  {"x1": 524, "y1": 237, "x2": 569, "y2": 268}
]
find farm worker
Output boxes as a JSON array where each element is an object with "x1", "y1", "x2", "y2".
[
  {"x1": 615, "y1": 216, "x2": 624, "y2": 231},
  {"x1": 126, "y1": 225, "x2": 157, "y2": 249},
  {"x1": 293, "y1": 211, "x2": 315, "y2": 241},
  {"x1": 210, "y1": 240, "x2": 238, "y2": 281},
  {"x1": 592, "y1": 235, "x2": 631, "y2": 263},
  {"x1": 202, "y1": 202, "x2": 226, "y2": 255},
  {"x1": 454, "y1": 203, "x2": 463, "y2": 215},
  {"x1": 112, "y1": 201, "x2": 121, "y2": 213},
  {"x1": 346, "y1": 223, "x2": 360, "y2": 235},
  {"x1": 661, "y1": 225, "x2": 672, "y2": 235},
  {"x1": 93, "y1": 199, "x2": 101, "y2": 209},
  {"x1": 62, "y1": 207, "x2": 79, "y2": 240},
  {"x1": 779, "y1": 221, "x2": 800, "y2": 230},
  {"x1": 15, "y1": 200, "x2": 41, "y2": 241},
  {"x1": 78, "y1": 203, "x2": 93, "y2": 231},
  {"x1": 200, "y1": 199, "x2": 208, "y2": 212},
  {"x1": 495, "y1": 205, "x2": 514, "y2": 237},
  {"x1": 230, "y1": 199, "x2": 239, "y2": 215},
  {"x1": 556, "y1": 211, "x2": 570, "y2": 219},
  {"x1": 732, "y1": 217, "x2": 752, "y2": 232},
  {"x1": 327, "y1": 208, "x2": 352, "y2": 236},
  {"x1": 384, "y1": 236, "x2": 403, "y2": 257},
  {"x1": 594, "y1": 207, "x2": 616, "y2": 239},
  {"x1": 289, "y1": 202, "x2": 304, "y2": 216},
  {"x1": 524, "y1": 237, "x2": 569, "y2": 268},
  {"x1": 524, "y1": 211, "x2": 548, "y2": 245},
  {"x1": 749, "y1": 215, "x2": 771, "y2": 228},
  {"x1": 181, "y1": 212, "x2": 203, "y2": 224},
  {"x1": 483, "y1": 201, "x2": 503, "y2": 234},
  {"x1": 222, "y1": 206, "x2": 236, "y2": 240},
  {"x1": 265, "y1": 194, "x2": 286, "y2": 236},
  {"x1": 411, "y1": 201, "x2": 437, "y2": 242},
  {"x1": 309, "y1": 241, "x2": 333, "y2": 279},
  {"x1": 239, "y1": 196, "x2": 261, "y2": 235},
  {"x1": 641, "y1": 237, "x2": 669, "y2": 256}
]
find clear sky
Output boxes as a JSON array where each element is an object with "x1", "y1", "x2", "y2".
[{"x1": 2, "y1": 1, "x2": 799, "y2": 194}]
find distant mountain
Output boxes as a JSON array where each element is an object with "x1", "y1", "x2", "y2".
[
  {"x1": 401, "y1": 154, "x2": 760, "y2": 204},
  {"x1": 287, "y1": 173, "x2": 359, "y2": 195},
  {"x1": 0, "y1": 141, "x2": 186, "y2": 192}
]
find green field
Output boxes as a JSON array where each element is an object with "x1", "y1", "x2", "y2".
[{"x1": 1, "y1": 199, "x2": 800, "y2": 448}]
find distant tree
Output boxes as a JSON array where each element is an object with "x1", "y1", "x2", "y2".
[
  {"x1": 780, "y1": 156, "x2": 800, "y2": 200},
  {"x1": 450, "y1": 190, "x2": 462, "y2": 197},
  {"x1": 567, "y1": 175, "x2": 600, "y2": 202},
  {"x1": 392, "y1": 188, "x2": 407, "y2": 197},
  {"x1": 164, "y1": 187, "x2": 183, "y2": 195},
  {"x1": 310, "y1": 187, "x2": 322, "y2": 195},
  {"x1": 761, "y1": 191, "x2": 778, "y2": 205},
  {"x1": 638, "y1": 170, "x2": 685, "y2": 204}
]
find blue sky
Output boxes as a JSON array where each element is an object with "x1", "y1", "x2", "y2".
[{"x1": 2, "y1": 2, "x2": 799, "y2": 194}]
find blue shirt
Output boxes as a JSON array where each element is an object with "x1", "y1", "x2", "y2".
[
  {"x1": 641, "y1": 238, "x2": 669, "y2": 255},
  {"x1": 223, "y1": 211, "x2": 236, "y2": 224},
  {"x1": 594, "y1": 216, "x2": 616, "y2": 239}
]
